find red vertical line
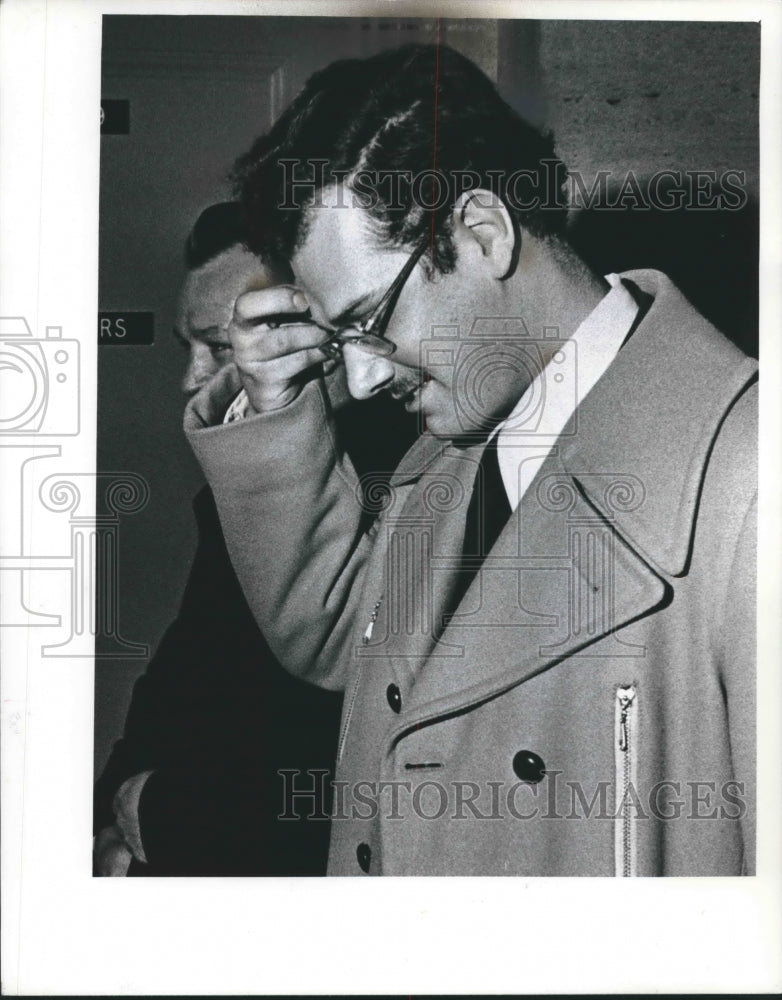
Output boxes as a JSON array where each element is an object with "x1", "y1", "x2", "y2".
[
  {"x1": 416, "y1": 17, "x2": 441, "y2": 664},
  {"x1": 422, "y1": 17, "x2": 443, "y2": 440},
  {"x1": 430, "y1": 17, "x2": 442, "y2": 251}
]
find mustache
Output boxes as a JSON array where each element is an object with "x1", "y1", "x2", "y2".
[{"x1": 388, "y1": 371, "x2": 427, "y2": 401}]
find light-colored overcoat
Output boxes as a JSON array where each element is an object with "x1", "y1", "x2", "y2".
[{"x1": 186, "y1": 271, "x2": 757, "y2": 876}]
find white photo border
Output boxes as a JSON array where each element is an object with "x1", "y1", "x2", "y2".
[{"x1": 1, "y1": 0, "x2": 780, "y2": 994}]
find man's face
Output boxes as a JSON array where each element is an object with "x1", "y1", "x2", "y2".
[
  {"x1": 175, "y1": 245, "x2": 279, "y2": 397},
  {"x1": 291, "y1": 187, "x2": 525, "y2": 439}
]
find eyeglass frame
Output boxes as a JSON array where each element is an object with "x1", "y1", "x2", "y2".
[{"x1": 316, "y1": 239, "x2": 429, "y2": 361}]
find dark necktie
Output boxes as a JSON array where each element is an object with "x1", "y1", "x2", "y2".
[{"x1": 452, "y1": 436, "x2": 513, "y2": 610}]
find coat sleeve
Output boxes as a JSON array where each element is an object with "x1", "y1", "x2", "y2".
[{"x1": 184, "y1": 370, "x2": 373, "y2": 691}]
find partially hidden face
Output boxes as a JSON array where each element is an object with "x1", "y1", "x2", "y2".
[
  {"x1": 175, "y1": 244, "x2": 282, "y2": 396},
  {"x1": 291, "y1": 186, "x2": 530, "y2": 440}
]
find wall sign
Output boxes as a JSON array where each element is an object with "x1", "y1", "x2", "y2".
[{"x1": 98, "y1": 312, "x2": 154, "y2": 345}]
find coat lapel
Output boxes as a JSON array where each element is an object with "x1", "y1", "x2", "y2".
[
  {"x1": 380, "y1": 270, "x2": 757, "y2": 732},
  {"x1": 357, "y1": 438, "x2": 485, "y2": 670},
  {"x1": 399, "y1": 446, "x2": 667, "y2": 722}
]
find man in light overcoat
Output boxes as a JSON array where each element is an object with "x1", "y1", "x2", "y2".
[{"x1": 185, "y1": 45, "x2": 756, "y2": 876}]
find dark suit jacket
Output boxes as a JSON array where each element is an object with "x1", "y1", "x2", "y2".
[{"x1": 93, "y1": 485, "x2": 343, "y2": 875}]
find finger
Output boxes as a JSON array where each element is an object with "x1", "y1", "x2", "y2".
[
  {"x1": 233, "y1": 285, "x2": 309, "y2": 326},
  {"x1": 239, "y1": 349, "x2": 335, "y2": 391},
  {"x1": 231, "y1": 322, "x2": 327, "y2": 362},
  {"x1": 342, "y1": 337, "x2": 397, "y2": 359}
]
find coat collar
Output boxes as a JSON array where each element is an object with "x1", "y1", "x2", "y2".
[
  {"x1": 558, "y1": 270, "x2": 757, "y2": 578},
  {"x1": 387, "y1": 270, "x2": 756, "y2": 573},
  {"x1": 380, "y1": 270, "x2": 757, "y2": 733}
]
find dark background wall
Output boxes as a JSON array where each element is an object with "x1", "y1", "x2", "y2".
[
  {"x1": 96, "y1": 15, "x2": 759, "y2": 776},
  {"x1": 540, "y1": 20, "x2": 759, "y2": 353}
]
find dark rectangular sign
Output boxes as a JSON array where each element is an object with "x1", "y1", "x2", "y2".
[
  {"x1": 100, "y1": 99, "x2": 130, "y2": 134},
  {"x1": 98, "y1": 312, "x2": 154, "y2": 345}
]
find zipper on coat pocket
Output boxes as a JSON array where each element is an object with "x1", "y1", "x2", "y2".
[
  {"x1": 339, "y1": 595, "x2": 384, "y2": 763},
  {"x1": 336, "y1": 664, "x2": 365, "y2": 764},
  {"x1": 614, "y1": 684, "x2": 638, "y2": 877},
  {"x1": 363, "y1": 596, "x2": 384, "y2": 644}
]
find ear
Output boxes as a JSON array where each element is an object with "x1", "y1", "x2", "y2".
[{"x1": 452, "y1": 188, "x2": 517, "y2": 279}]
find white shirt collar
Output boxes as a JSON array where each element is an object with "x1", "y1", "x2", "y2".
[{"x1": 494, "y1": 274, "x2": 640, "y2": 510}]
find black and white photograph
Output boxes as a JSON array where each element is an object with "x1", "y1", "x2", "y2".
[
  {"x1": 95, "y1": 12, "x2": 760, "y2": 879},
  {"x1": 1, "y1": 1, "x2": 780, "y2": 995}
]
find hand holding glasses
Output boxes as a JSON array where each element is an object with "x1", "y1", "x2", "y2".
[
  {"x1": 314, "y1": 240, "x2": 428, "y2": 360},
  {"x1": 227, "y1": 240, "x2": 427, "y2": 413}
]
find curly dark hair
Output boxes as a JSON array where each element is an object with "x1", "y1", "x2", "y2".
[{"x1": 233, "y1": 44, "x2": 568, "y2": 274}]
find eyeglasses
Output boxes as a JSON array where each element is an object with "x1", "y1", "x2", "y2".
[{"x1": 317, "y1": 241, "x2": 428, "y2": 361}]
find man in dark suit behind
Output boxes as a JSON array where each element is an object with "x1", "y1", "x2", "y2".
[{"x1": 94, "y1": 203, "x2": 414, "y2": 875}]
